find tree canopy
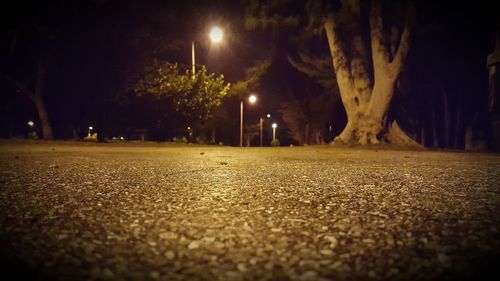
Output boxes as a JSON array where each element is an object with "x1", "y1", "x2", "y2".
[{"x1": 135, "y1": 61, "x2": 230, "y2": 123}]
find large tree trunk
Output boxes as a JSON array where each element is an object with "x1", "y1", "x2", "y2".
[
  {"x1": 1, "y1": 57, "x2": 53, "y2": 139},
  {"x1": 29, "y1": 59, "x2": 54, "y2": 139},
  {"x1": 305, "y1": 123, "x2": 310, "y2": 145},
  {"x1": 432, "y1": 110, "x2": 439, "y2": 148},
  {"x1": 453, "y1": 95, "x2": 463, "y2": 149},
  {"x1": 442, "y1": 87, "x2": 450, "y2": 147},
  {"x1": 420, "y1": 125, "x2": 426, "y2": 146},
  {"x1": 32, "y1": 94, "x2": 53, "y2": 140},
  {"x1": 324, "y1": 0, "x2": 419, "y2": 146}
]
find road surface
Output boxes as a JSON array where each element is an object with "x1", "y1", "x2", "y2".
[{"x1": 0, "y1": 141, "x2": 499, "y2": 281}]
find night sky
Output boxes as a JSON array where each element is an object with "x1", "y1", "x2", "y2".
[{"x1": 0, "y1": 0, "x2": 498, "y2": 147}]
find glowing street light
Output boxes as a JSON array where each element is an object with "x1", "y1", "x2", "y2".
[
  {"x1": 240, "y1": 95, "x2": 257, "y2": 147},
  {"x1": 209, "y1": 27, "x2": 223, "y2": 43},
  {"x1": 272, "y1": 123, "x2": 278, "y2": 142},
  {"x1": 192, "y1": 26, "x2": 224, "y2": 79},
  {"x1": 248, "y1": 95, "x2": 257, "y2": 104},
  {"x1": 26, "y1": 120, "x2": 35, "y2": 139},
  {"x1": 88, "y1": 126, "x2": 93, "y2": 137}
]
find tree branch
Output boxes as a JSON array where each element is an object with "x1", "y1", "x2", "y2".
[
  {"x1": 35, "y1": 57, "x2": 47, "y2": 97},
  {"x1": 389, "y1": 26, "x2": 400, "y2": 59},
  {"x1": 324, "y1": 13, "x2": 352, "y2": 84},
  {"x1": 389, "y1": 2, "x2": 414, "y2": 76},
  {"x1": 369, "y1": 0, "x2": 389, "y2": 71},
  {"x1": 0, "y1": 72, "x2": 35, "y2": 100},
  {"x1": 347, "y1": 0, "x2": 372, "y2": 104},
  {"x1": 288, "y1": 53, "x2": 337, "y2": 91}
]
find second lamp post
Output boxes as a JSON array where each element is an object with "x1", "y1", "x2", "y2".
[
  {"x1": 272, "y1": 123, "x2": 277, "y2": 142},
  {"x1": 240, "y1": 95, "x2": 257, "y2": 147}
]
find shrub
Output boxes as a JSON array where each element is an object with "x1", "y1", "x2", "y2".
[
  {"x1": 84, "y1": 133, "x2": 98, "y2": 141},
  {"x1": 172, "y1": 137, "x2": 188, "y2": 143},
  {"x1": 27, "y1": 132, "x2": 39, "y2": 139},
  {"x1": 271, "y1": 139, "x2": 280, "y2": 147}
]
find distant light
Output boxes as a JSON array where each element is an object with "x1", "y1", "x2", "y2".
[
  {"x1": 89, "y1": 126, "x2": 93, "y2": 130},
  {"x1": 209, "y1": 26, "x2": 223, "y2": 43},
  {"x1": 248, "y1": 95, "x2": 257, "y2": 104},
  {"x1": 266, "y1": 114, "x2": 271, "y2": 118},
  {"x1": 272, "y1": 123, "x2": 277, "y2": 128},
  {"x1": 187, "y1": 126, "x2": 191, "y2": 130},
  {"x1": 27, "y1": 121, "x2": 34, "y2": 127}
]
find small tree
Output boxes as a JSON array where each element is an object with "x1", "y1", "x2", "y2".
[{"x1": 135, "y1": 61, "x2": 230, "y2": 123}]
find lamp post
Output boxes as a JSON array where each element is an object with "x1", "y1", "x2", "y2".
[
  {"x1": 328, "y1": 124, "x2": 332, "y2": 143},
  {"x1": 240, "y1": 95, "x2": 257, "y2": 147},
  {"x1": 27, "y1": 120, "x2": 34, "y2": 139},
  {"x1": 272, "y1": 123, "x2": 277, "y2": 141},
  {"x1": 192, "y1": 26, "x2": 223, "y2": 79},
  {"x1": 191, "y1": 41, "x2": 196, "y2": 79},
  {"x1": 187, "y1": 126, "x2": 192, "y2": 142},
  {"x1": 88, "y1": 126, "x2": 93, "y2": 137},
  {"x1": 260, "y1": 114, "x2": 271, "y2": 147}
]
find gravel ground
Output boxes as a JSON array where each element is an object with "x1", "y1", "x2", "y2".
[{"x1": 0, "y1": 141, "x2": 499, "y2": 281}]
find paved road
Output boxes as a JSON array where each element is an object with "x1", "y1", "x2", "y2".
[{"x1": 0, "y1": 142, "x2": 499, "y2": 281}]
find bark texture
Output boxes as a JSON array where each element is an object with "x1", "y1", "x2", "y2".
[{"x1": 325, "y1": 0, "x2": 418, "y2": 146}]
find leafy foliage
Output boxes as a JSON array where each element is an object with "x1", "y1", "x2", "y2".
[
  {"x1": 135, "y1": 61, "x2": 230, "y2": 122},
  {"x1": 229, "y1": 59, "x2": 271, "y2": 98},
  {"x1": 244, "y1": 0, "x2": 339, "y2": 95},
  {"x1": 244, "y1": 0, "x2": 300, "y2": 30}
]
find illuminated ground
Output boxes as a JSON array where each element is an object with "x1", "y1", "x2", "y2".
[{"x1": 0, "y1": 141, "x2": 499, "y2": 281}]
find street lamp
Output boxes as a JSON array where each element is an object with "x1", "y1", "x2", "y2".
[
  {"x1": 26, "y1": 120, "x2": 35, "y2": 139},
  {"x1": 209, "y1": 27, "x2": 223, "y2": 43},
  {"x1": 88, "y1": 126, "x2": 93, "y2": 137},
  {"x1": 240, "y1": 94, "x2": 257, "y2": 147},
  {"x1": 260, "y1": 114, "x2": 271, "y2": 147},
  {"x1": 192, "y1": 26, "x2": 223, "y2": 79},
  {"x1": 272, "y1": 123, "x2": 277, "y2": 142}
]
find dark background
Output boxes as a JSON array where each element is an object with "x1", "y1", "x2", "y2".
[{"x1": 0, "y1": 0, "x2": 498, "y2": 147}]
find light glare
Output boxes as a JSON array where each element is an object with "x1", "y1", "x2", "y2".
[
  {"x1": 209, "y1": 27, "x2": 223, "y2": 43},
  {"x1": 249, "y1": 95, "x2": 257, "y2": 104}
]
